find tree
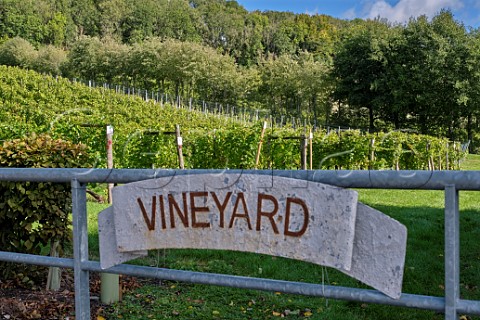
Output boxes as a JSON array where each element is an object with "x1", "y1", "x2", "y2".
[
  {"x1": 121, "y1": 0, "x2": 160, "y2": 43},
  {"x1": 154, "y1": 0, "x2": 202, "y2": 42},
  {"x1": 386, "y1": 12, "x2": 469, "y2": 137},
  {"x1": 463, "y1": 30, "x2": 480, "y2": 150},
  {"x1": 332, "y1": 20, "x2": 391, "y2": 132},
  {"x1": 194, "y1": 0, "x2": 247, "y2": 59},
  {"x1": 45, "y1": 12, "x2": 67, "y2": 46},
  {"x1": 31, "y1": 45, "x2": 67, "y2": 75},
  {"x1": 0, "y1": 37, "x2": 37, "y2": 68},
  {"x1": 238, "y1": 11, "x2": 267, "y2": 66},
  {"x1": 61, "y1": 36, "x2": 102, "y2": 80},
  {"x1": 69, "y1": 0, "x2": 99, "y2": 37},
  {"x1": 97, "y1": 0, "x2": 131, "y2": 40}
]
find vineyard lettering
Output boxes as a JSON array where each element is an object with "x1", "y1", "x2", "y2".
[{"x1": 136, "y1": 191, "x2": 309, "y2": 237}]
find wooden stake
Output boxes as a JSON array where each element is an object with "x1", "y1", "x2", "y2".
[
  {"x1": 101, "y1": 125, "x2": 120, "y2": 304},
  {"x1": 46, "y1": 241, "x2": 60, "y2": 291},
  {"x1": 369, "y1": 138, "x2": 375, "y2": 170},
  {"x1": 106, "y1": 125, "x2": 114, "y2": 203},
  {"x1": 309, "y1": 129, "x2": 313, "y2": 170},
  {"x1": 255, "y1": 121, "x2": 267, "y2": 169},
  {"x1": 301, "y1": 132, "x2": 308, "y2": 170},
  {"x1": 446, "y1": 142, "x2": 449, "y2": 170},
  {"x1": 176, "y1": 125, "x2": 185, "y2": 169}
]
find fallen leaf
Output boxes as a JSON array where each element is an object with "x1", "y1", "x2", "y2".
[
  {"x1": 97, "y1": 316, "x2": 106, "y2": 320},
  {"x1": 303, "y1": 309, "x2": 313, "y2": 317},
  {"x1": 212, "y1": 310, "x2": 220, "y2": 316},
  {"x1": 272, "y1": 311, "x2": 282, "y2": 316}
]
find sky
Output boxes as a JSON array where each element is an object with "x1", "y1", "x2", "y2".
[{"x1": 235, "y1": 0, "x2": 480, "y2": 28}]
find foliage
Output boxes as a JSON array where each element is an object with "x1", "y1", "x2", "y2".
[
  {"x1": 0, "y1": 66, "x2": 465, "y2": 171},
  {"x1": 0, "y1": 37, "x2": 37, "y2": 68},
  {"x1": 331, "y1": 12, "x2": 478, "y2": 144},
  {"x1": 31, "y1": 45, "x2": 67, "y2": 76},
  {"x1": 0, "y1": 133, "x2": 89, "y2": 282}
]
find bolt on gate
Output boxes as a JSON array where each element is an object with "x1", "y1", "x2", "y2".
[{"x1": 0, "y1": 168, "x2": 479, "y2": 320}]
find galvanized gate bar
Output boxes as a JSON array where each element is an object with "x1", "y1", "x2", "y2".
[
  {"x1": 0, "y1": 168, "x2": 480, "y2": 189},
  {"x1": 72, "y1": 179, "x2": 90, "y2": 320},
  {"x1": 0, "y1": 251, "x2": 73, "y2": 268},
  {"x1": 82, "y1": 260, "x2": 477, "y2": 314},
  {"x1": 0, "y1": 168, "x2": 478, "y2": 320},
  {"x1": 3, "y1": 250, "x2": 480, "y2": 315},
  {"x1": 445, "y1": 185, "x2": 460, "y2": 319}
]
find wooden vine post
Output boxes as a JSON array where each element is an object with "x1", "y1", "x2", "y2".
[
  {"x1": 46, "y1": 241, "x2": 60, "y2": 291},
  {"x1": 106, "y1": 125, "x2": 114, "y2": 203},
  {"x1": 101, "y1": 124, "x2": 121, "y2": 304},
  {"x1": 426, "y1": 141, "x2": 433, "y2": 170},
  {"x1": 301, "y1": 130, "x2": 308, "y2": 170},
  {"x1": 369, "y1": 138, "x2": 375, "y2": 170},
  {"x1": 255, "y1": 121, "x2": 267, "y2": 169},
  {"x1": 309, "y1": 129, "x2": 313, "y2": 170},
  {"x1": 446, "y1": 141, "x2": 449, "y2": 170},
  {"x1": 176, "y1": 125, "x2": 184, "y2": 169}
]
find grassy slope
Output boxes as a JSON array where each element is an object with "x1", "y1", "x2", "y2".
[{"x1": 85, "y1": 155, "x2": 480, "y2": 319}]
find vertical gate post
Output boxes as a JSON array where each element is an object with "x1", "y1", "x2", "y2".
[
  {"x1": 444, "y1": 185, "x2": 460, "y2": 319},
  {"x1": 72, "y1": 179, "x2": 91, "y2": 320}
]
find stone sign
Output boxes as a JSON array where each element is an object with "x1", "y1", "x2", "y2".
[{"x1": 98, "y1": 173, "x2": 407, "y2": 299}]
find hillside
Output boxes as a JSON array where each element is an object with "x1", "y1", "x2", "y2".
[
  {"x1": 0, "y1": 66, "x2": 465, "y2": 170},
  {"x1": 0, "y1": 66, "x2": 255, "y2": 168}
]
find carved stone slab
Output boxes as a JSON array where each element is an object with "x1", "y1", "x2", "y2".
[
  {"x1": 112, "y1": 173, "x2": 359, "y2": 271},
  {"x1": 343, "y1": 203, "x2": 407, "y2": 299},
  {"x1": 98, "y1": 206, "x2": 147, "y2": 269}
]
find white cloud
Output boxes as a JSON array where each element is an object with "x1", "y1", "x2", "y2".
[
  {"x1": 305, "y1": 7, "x2": 319, "y2": 15},
  {"x1": 342, "y1": 7, "x2": 358, "y2": 20},
  {"x1": 360, "y1": 0, "x2": 464, "y2": 24}
]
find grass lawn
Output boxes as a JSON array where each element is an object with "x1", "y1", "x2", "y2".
[{"x1": 87, "y1": 156, "x2": 480, "y2": 319}]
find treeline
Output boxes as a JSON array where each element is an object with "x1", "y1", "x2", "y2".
[
  {"x1": 0, "y1": 0, "x2": 342, "y2": 64},
  {"x1": 0, "y1": 0, "x2": 480, "y2": 150}
]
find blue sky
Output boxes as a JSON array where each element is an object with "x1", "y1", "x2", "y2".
[{"x1": 235, "y1": 0, "x2": 480, "y2": 28}]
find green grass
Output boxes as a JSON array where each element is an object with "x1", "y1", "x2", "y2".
[
  {"x1": 86, "y1": 155, "x2": 480, "y2": 319},
  {"x1": 461, "y1": 153, "x2": 480, "y2": 170}
]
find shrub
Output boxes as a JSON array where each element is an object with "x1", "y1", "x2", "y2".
[
  {"x1": 0, "y1": 133, "x2": 89, "y2": 283},
  {"x1": 0, "y1": 37, "x2": 37, "y2": 68},
  {"x1": 31, "y1": 45, "x2": 67, "y2": 76}
]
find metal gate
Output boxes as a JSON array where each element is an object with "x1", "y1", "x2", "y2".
[{"x1": 0, "y1": 168, "x2": 479, "y2": 320}]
